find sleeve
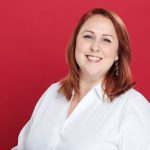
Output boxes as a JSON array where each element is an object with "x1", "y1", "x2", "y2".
[
  {"x1": 11, "y1": 87, "x2": 50, "y2": 150},
  {"x1": 118, "y1": 96, "x2": 150, "y2": 150}
]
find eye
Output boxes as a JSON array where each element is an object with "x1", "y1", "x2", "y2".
[
  {"x1": 102, "y1": 38, "x2": 111, "y2": 43},
  {"x1": 83, "y1": 35, "x2": 93, "y2": 39}
]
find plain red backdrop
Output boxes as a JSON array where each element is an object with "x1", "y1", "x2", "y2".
[{"x1": 0, "y1": 0, "x2": 150, "y2": 149}]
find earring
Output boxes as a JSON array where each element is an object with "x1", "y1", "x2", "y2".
[{"x1": 115, "y1": 60, "x2": 118, "y2": 76}]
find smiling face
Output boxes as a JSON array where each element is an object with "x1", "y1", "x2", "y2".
[{"x1": 75, "y1": 15, "x2": 119, "y2": 81}]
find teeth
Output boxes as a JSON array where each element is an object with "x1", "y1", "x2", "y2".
[{"x1": 87, "y1": 55, "x2": 101, "y2": 61}]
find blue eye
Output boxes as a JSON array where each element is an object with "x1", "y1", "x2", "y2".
[{"x1": 83, "y1": 35, "x2": 93, "y2": 39}]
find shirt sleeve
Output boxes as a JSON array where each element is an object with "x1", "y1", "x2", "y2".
[
  {"x1": 11, "y1": 86, "x2": 50, "y2": 150},
  {"x1": 118, "y1": 96, "x2": 150, "y2": 150}
]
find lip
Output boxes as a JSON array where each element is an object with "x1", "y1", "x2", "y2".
[{"x1": 85, "y1": 55, "x2": 103, "y2": 63}]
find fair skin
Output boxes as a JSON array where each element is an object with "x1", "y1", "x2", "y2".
[{"x1": 67, "y1": 15, "x2": 119, "y2": 118}]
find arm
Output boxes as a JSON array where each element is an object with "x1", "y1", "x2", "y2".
[
  {"x1": 11, "y1": 86, "x2": 50, "y2": 150},
  {"x1": 118, "y1": 96, "x2": 150, "y2": 150}
]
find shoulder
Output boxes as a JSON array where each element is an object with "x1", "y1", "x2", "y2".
[
  {"x1": 45, "y1": 82, "x2": 61, "y2": 96},
  {"x1": 121, "y1": 88, "x2": 146, "y2": 99},
  {"x1": 47, "y1": 81, "x2": 61, "y2": 91},
  {"x1": 39, "y1": 82, "x2": 64, "y2": 103},
  {"x1": 116, "y1": 87, "x2": 149, "y2": 106},
  {"x1": 31, "y1": 82, "x2": 63, "y2": 118},
  {"x1": 116, "y1": 88, "x2": 150, "y2": 120},
  {"x1": 116, "y1": 89, "x2": 150, "y2": 148},
  {"x1": 112, "y1": 88, "x2": 150, "y2": 121},
  {"x1": 112, "y1": 88, "x2": 149, "y2": 114},
  {"x1": 117, "y1": 88, "x2": 150, "y2": 132}
]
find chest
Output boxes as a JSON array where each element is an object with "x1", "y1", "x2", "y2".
[
  {"x1": 67, "y1": 95, "x2": 81, "y2": 119},
  {"x1": 24, "y1": 97, "x2": 121, "y2": 150}
]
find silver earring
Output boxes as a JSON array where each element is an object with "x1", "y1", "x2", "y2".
[{"x1": 115, "y1": 60, "x2": 118, "y2": 76}]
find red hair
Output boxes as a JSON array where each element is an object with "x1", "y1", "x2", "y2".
[{"x1": 58, "y1": 8, "x2": 135, "y2": 101}]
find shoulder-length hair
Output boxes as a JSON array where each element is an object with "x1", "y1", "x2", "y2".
[{"x1": 58, "y1": 8, "x2": 135, "y2": 101}]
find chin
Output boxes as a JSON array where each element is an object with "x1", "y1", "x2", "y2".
[{"x1": 84, "y1": 71, "x2": 103, "y2": 78}]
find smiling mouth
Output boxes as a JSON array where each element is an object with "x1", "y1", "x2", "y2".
[{"x1": 86, "y1": 55, "x2": 102, "y2": 63}]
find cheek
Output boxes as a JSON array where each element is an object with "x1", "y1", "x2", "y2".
[
  {"x1": 109, "y1": 51, "x2": 117, "y2": 59},
  {"x1": 104, "y1": 45, "x2": 118, "y2": 59},
  {"x1": 75, "y1": 45, "x2": 82, "y2": 64},
  {"x1": 76, "y1": 37, "x2": 90, "y2": 53},
  {"x1": 75, "y1": 41, "x2": 87, "y2": 66},
  {"x1": 75, "y1": 44, "x2": 80, "y2": 58},
  {"x1": 76, "y1": 43, "x2": 84, "y2": 53},
  {"x1": 75, "y1": 42, "x2": 86, "y2": 60}
]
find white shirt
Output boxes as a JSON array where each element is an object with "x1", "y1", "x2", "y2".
[{"x1": 12, "y1": 82, "x2": 150, "y2": 150}]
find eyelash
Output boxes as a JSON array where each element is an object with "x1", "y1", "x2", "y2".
[
  {"x1": 83, "y1": 35, "x2": 93, "y2": 39},
  {"x1": 102, "y1": 38, "x2": 111, "y2": 43},
  {"x1": 83, "y1": 35, "x2": 111, "y2": 43}
]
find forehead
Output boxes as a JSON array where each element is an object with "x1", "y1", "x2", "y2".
[{"x1": 79, "y1": 15, "x2": 117, "y2": 36}]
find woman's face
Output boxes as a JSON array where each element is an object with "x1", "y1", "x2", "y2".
[{"x1": 75, "y1": 15, "x2": 119, "y2": 80}]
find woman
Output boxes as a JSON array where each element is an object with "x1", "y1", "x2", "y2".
[{"x1": 12, "y1": 8, "x2": 150, "y2": 150}]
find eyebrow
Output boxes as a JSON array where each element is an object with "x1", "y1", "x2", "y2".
[
  {"x1": 102, "y1": 34, "x2": 114, "y2": 40},
  {"x1": 82, "y1": 30, "x2": 94, "y2": 34},
  {"x1": 82, "y1": 30, "x2": 114, "y2": 40}
]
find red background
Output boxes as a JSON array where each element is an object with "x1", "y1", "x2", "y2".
[{"x1": 0, "y1": 0, "x2": 150, "y2": 149}]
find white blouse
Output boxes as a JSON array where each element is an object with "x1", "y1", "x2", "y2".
[{"x1": 12, "y1": 82, "x2": 150, "y2": 150}]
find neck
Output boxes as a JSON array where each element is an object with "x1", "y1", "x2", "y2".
[{"x1": 78, "y1": 74, "x2": 103, "y2": 99}]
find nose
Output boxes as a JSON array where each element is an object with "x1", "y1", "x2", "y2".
[{"x1": 90, "y1": 40, "x2": 100, "y2": 52}]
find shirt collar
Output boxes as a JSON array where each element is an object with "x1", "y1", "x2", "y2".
[
  {"x1": 94, "y1": 82, "x2": 109, "y2": 102},
  {"x1": 71, "y1": 81, "x2": 109, "y2": 102}
]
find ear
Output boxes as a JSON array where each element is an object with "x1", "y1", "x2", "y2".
[{"x1": 115, "y1": 55, "x2": 119, "y2": 61}]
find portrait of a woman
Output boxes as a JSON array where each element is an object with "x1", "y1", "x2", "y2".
[{"x1": 12, "y1": 8, "x2": 150, "y2": 150}]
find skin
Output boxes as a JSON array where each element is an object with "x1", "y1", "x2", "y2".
[{"x1": 67, "y1": 15, "x2": 119, "y2": 118}]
